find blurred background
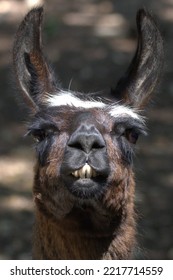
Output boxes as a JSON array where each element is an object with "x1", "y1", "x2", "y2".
[{"x1": 0, "y1": 0, "x2": 173, "y2": 259}]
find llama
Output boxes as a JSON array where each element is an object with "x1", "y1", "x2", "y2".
[{"x1": 13, "y1": 7, "x2": 163, "y2": 259}]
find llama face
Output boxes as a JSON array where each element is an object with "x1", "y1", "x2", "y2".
[
  {"x1": 27, "y1": 89, "x2": 145, "y2": 200},
  {"x1": 13, "y1": 8, "x2": 163, "y2": 216}
]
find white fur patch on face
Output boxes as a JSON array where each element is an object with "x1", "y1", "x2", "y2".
[
  {"x1": 47, "y1": 91, "x2": 105, "y2": 109},
  {"x1": 46, "y1": 91, "x2": 142, "y2": 121},
  {"x1": 109, "y1": 105, "x2": 141, "y2": 120}
]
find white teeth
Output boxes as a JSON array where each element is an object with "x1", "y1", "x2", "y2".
[
  {"x1": 83, "y1": 163, "x2": 91, "y2": 178},
  {"x1": 79, "y1": 167, "x2": 85, "y2": 179},
  {"x1": 71, "y1": 163, "x2": 96, "y2": 179},
  {"x1": 71, "y1": 170, "x2": 78, "y2": 177}
]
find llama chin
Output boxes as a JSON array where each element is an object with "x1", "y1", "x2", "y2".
[{"x1": 13, "y1": 7, "x2": 163, "y2": 259}]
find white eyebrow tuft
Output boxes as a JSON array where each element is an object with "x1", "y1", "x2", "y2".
[
  {"x1": 109, "y1": 105, "x2": 142, "y2": 121},
  {"x1": 46, "y1": 91, "x2": 143, "y2": 122},
  {"x1": 47, "y1": 91, "x2": 105, "y2": 109}
]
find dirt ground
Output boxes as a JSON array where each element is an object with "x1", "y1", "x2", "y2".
[{"x1": 0, "y1": 0, "x2": 173, "y2": 260}]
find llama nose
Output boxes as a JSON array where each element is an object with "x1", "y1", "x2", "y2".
[{"x1": 68, "y1": 124, "x2": 105, "y2": 154}]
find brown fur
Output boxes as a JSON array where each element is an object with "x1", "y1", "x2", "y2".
[
  {"x1": 31, "y1": 110, "x2": 136, "y2": 259},
  {"x1": 13, "y1": 8, "x2": 163, "y2": 260}
]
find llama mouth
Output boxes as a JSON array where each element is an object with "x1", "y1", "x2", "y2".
[
  {"x1": 71, "y1": 163, "x2": 97, "y2": 179},
  {"x1": 62, "y1": 162, "x2": 108, "y2": 199}
]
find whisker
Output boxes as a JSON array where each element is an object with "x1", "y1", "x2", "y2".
[{"x1": 68, "y1": 78, "x2": 73, "y2": 91}]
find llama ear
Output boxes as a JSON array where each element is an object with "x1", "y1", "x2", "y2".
[
  {"x1": 112, "y1": 9, "x2": 163, "y2": 109},
  {"x1": 13, "y1": 7, "x2": 57, "y2": 111}
]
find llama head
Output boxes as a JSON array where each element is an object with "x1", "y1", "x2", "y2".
[{"x1": 13, "y1": 8, "x2": 163, "y2": 220}]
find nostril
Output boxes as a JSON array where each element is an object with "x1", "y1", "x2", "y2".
[
  {"x1": 92, "y1": 141, "x2": 105, "y2": 150},
  {"x1": 68, "y1": 125, "x2": 106, "y2": 154},
  {"x1": 68, "y1": 141, "x2": 83, "y2": 150},
  {"x1": 68, "y1": 135, "x2": 105, "y2": 153}
]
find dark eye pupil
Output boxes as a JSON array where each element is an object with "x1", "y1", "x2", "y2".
[
  {"x1": 125, "y1": 129, "x2": 138, "y2": 144},
  {"x1": 33, "y1": 130, "x2": 46, "y2": 142}
]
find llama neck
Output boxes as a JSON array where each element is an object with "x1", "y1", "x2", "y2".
[
  {"x1": 33, "y1": 203, "x2": 136, "y2": 260},
  {"x1": 32, "y1": 170, "x2": 136, "y2": 259}
]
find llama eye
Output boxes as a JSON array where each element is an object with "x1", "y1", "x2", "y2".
[
  {"x1": 28, "y1": 124, "x2": 59, "y2": 143},
  {"x1": 123, "y1": 129, "x2": 139, "y2": 144},
  {"x1": 32, "y1": 129, "x2": 46, "y2": 142},
  {"x1": 32, "y1": 128, "x2": 56, "y2": 142}
]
